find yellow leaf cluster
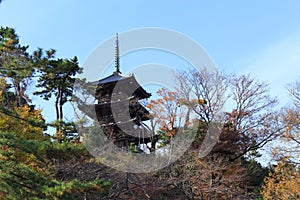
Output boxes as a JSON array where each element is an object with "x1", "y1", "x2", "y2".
[
  {"x1": 0, "y1": 104, "x2": 45, "y2": 141},
  {"x1": 261, "y1": 159, "x2": 300, "y2": 200}
]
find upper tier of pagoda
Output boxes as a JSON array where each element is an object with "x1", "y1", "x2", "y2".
[{"x1": 92, "y1": 72, "x2": 151, "y2": 102}]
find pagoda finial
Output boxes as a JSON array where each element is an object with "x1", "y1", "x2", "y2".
[{"x1": 114, "y1": 33, "x2": 120, "y2": 73}]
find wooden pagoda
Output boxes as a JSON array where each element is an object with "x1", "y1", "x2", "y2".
[{"x1": 92, "y1": 34, "x2": 158, "y2": 151}]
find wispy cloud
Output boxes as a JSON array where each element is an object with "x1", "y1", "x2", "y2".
[{"x1": 239, "y1": 32, "x2": 300, "y2": 105}]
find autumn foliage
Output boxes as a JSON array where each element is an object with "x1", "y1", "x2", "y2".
[
  {"x1": 261, "y1": 158, "x2": 300, "y2": 199},
  {"x1": 147, "y1": 88, "x2": 179, "y2": 138}
]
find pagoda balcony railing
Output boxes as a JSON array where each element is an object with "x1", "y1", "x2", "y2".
[
  {"x1": 99, "y1": 117, "x2": 137, "y2": 127},
  {"x1": 98, "y1": 95, "x2": 135, "y2": 104},
  {"x1": 98, "y1": 112, "x2": 136, "y2": 122}
]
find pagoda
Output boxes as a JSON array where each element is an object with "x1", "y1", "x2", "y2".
[{"x1": 92, "y1": 34, "x2": 158, "y2": 151}]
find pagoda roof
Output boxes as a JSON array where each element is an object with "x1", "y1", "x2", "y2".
[
  {"x1": 91, "y1": 72, "x2": 130, "y2": 85},
  {"x1": 91, "y1": 71, "x2": 151, "y2": 99}
]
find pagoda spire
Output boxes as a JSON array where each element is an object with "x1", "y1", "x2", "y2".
[{"x1": 114, "y1": 33, "x2": 120, "y2": 73}]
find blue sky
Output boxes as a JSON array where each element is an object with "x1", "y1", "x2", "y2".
[{"x1": 0, "y1": 0, "x2": 300, "y2": 123}]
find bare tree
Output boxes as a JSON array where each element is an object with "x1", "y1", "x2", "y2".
[
  {"x1": 287, "y1": 79, "x2": 300, "y2": 103},
  {"x1": 227, "y1": 74, "x2": 281, "y2": 160},
  {"x1": 176, "y1": 68, "x2": 227, "y2": 125},
  {"x1": 273, "y1": 78, "x2": 300, "y2": 161},
  {"x1": 285, "y1": 79, "x2": 300, "y2": 143}
]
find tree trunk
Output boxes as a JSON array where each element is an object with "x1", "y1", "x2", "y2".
[
  {"x1": 184, "y1": 107, "x2": 191, "y2": 129},
  {"x1": 55, "y1": 93, "x2": 60, "y2": 133},
  {"x1": 14, "y1": 81, "x2": 22, "y2": 106},
  {"x1": 59, "y1": 89, "x2": 63, "y2": 121}
]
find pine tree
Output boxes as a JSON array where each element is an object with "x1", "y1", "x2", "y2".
[
  {"x1": 34, "y1": 54, "x2": 82, "y2": 140},
  {"x1": 0, "y1": 27, "x2": 35, "y2": 106}
]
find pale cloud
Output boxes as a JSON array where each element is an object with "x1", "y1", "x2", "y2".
[{"x1": 239, "y1": 32, "x2": 300, "y2": 105}]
